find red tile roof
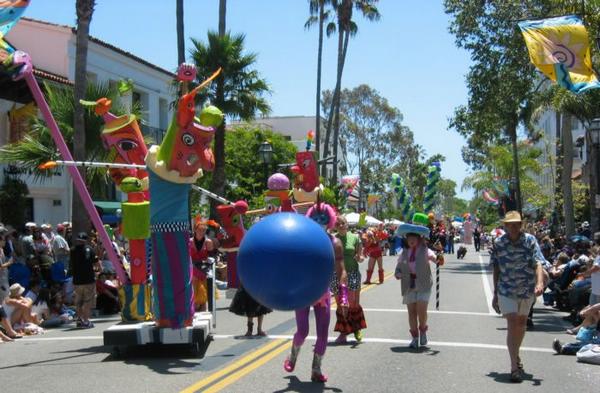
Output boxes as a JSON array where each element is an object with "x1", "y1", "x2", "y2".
[{"x1": 21, "y1": 17, "x2": 175, "y2": 78}]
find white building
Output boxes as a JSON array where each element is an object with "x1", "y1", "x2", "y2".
[{"x1": 0, "y1": 18, "x2": 174, "y2": 225}]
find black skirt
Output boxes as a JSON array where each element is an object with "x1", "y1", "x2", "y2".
[{"x1": 229, "y1": 286, "x2": 272, "y2": 318}]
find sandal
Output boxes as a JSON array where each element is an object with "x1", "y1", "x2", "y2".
[
  {"x1": 510, "y1": 369, "x2": 523, "y2": 383},
  {"x1": 255, "y1": 330, "x2": 267, "y2": 337}
]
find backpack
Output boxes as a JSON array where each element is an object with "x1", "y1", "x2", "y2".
[{"x1": 576, "y1": 344, "x2": 600, "y2": 365}]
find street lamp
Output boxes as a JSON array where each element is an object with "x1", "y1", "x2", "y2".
[
  {"x1": 589, "y1": 118, "x2": 600, "y2": 232},
  {"x1": 258, "y1": 141, "x2": 273, "y2": 187}
]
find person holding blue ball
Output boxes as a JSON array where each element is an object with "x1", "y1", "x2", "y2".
[{"x1": 283, "y1": 201, "x2": 348, "y2": 383}]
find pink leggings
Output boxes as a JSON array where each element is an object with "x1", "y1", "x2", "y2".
[{"x1": 292, "y1": 296, "x2": 331, "y2": 356}]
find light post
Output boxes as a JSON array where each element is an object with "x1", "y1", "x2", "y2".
[
  {"x1": 258, "y1": 141, "x2": 273, "y2": 187},
  {"x1": 589, "y1": 118, "x2": 600, "y2": 233}
]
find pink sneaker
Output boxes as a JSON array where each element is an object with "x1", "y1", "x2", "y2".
[{"x1": 283, "y1": 358, "x2": 295, "y2": 372}]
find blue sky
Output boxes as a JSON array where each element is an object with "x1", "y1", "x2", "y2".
[{"x1": 23, "y1": 0, "x2": 473, "y2": 199}]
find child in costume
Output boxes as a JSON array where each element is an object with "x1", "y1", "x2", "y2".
[
  {"x1": 333, "y1": 215, "x2": 367, "y2": 343},
  {"x1": 189, "y1": 220, "x2": 214, "y2": 312},
  {"x1": 284, "y1": 202, "x2": 348, "y2": 383},
  {"x1": 394, "y1": 213, "x2": 444, "y2": 348}
]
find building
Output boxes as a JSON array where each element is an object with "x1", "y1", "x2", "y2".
[{"x1": 0, "y1": 18, "x2": 174, "y2": 225}]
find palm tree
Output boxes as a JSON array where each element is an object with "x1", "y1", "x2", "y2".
[
  {"x1": 305, "y1": 0, "x2": 333, "y2": 160},
  {"x1": 191, "y1": 32, "x2": 270, "y2": 218},
  {"x1": 322, "y1": 0, "x2": 380, "y2": 181},
  {"x1": 73, "y1": 0, "x2": 96, "y2": 233},
  {"x1": 176, "y1": 0, "x2": 185, "y2": 64},
  {"x1": 0, "y1": 82, "x2": 142, "y2": 199}
]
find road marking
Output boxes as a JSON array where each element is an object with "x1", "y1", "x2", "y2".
[
  {"x1": 479, "y1": 254, "x2": 496, "y2": 315},
  {"x1": 201, "y1": 341, "x2": 292, "y2": 393},
  {"x1": 362, "y1": 308, "x2": 496, "y2": 317},
  {"x1": 213, "y1": 334, "x2": 553, "y2": 353},
  {"x1": 18, "y1": 336, "x2": 103, "y2": 342},
  {"x1": 179, "y1": 338, "x2": 288, "y2": 393}
]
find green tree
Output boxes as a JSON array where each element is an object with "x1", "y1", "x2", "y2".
[
  {"x1": 192, "y1": 125, "x2": 296, "y2": 210},
  {"x1": 322, "y1": 0, "x2": 380, "y2": 181},
  {"x1": 0, "y1": 82, "x2": 141, "y2": 199},
  {"x1": 191, "y1": 32, "x2": 271, "y2": 218},
  {"x1": 0, "y1": 176, "x2": 29, "y2": 228},
  {"x1": 73, "y1": 0, "x2": 96, "y2": 234},
  {"x1": 305, "y1": 0, "x2": 333, "y2": 158}
]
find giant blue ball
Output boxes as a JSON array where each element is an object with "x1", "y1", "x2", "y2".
[{"x1": 237, "y1": 213, "x2": 334, "y2": 311}]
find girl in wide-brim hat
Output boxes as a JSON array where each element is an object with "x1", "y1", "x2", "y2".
[{"x1": 394, "y1": 213, "x2": 444, "y2": 348}]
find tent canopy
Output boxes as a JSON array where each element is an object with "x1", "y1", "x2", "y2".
[{"x1": 344, "y1": 212, "x2": 382, "y2": 226}]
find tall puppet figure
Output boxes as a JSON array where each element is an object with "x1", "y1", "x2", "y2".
[
  {"x1": 145, "y1": 67, "x2": 222, "y2": 328},
  {"x1": 291, "y1": 131, "x2": 321, "y2": 203},
  {"x1": 284, "y1": 202, "x2": 347, "y2": 383},
  {"x1": 216, "y1": 200, "x2": 248, "y2": 290}
]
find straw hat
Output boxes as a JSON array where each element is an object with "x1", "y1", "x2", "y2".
[
  {"x1": 9, "y1": 283, "x2": 25, "y2": 298},
  {"x1": 503, "y1": 211, "x2": 522, "y2": 223}
]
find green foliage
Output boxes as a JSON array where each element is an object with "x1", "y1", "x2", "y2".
[
  {"x1": 573, "y1": 181, "x2": 590, "y2": 224},
  {"x1": 0, "y1": 176, "x2": 29, "y2": 228},
  {"x1": 190, "y1": 32, "x2": 271, "y2": 119},
  {"x1": 0, "y1": 81, "x2": 141, "y2": 198},
  {"x1": 193, "y1": 125, "x2": 296, "y2": 210}
]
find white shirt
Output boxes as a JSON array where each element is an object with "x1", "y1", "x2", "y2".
[{"x1": 592, "y1": 256, "x2": 600, "y2": 295}]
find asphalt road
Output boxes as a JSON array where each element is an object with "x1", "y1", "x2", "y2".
[{"x1": 1, "y1": 245, "x2": 598, "y2": 393}]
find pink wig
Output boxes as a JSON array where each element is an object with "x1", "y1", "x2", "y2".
[{"x1": 306, "y1": 202, "x2": 337, "y2": 230}]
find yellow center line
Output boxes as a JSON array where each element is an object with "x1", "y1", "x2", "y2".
[
  {"x1": 201, "y1": 341, "x2": 293, "y2": 393},
  {"x1": 179, "y1": 338, "x2": 287, "y2": 393},
  {"x1": 181, "y1": 269, "x2": 395, "y2": 392}
]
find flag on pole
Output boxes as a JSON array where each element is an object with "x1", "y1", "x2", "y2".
[{"x1": 518, "y1": 15, "x2": 600, "y2": 93}]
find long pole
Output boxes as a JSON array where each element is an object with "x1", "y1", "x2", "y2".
[
  {"x1": 24, "y1": 72, "x2": 130, "y2": 285},
  {"x1": 436, "y1": 263, "x2": 440, "y2": 311},
  {"x1": 596, "y1": 144, "x2": 600, "y2": 231}
]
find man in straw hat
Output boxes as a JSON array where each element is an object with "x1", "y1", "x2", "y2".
[{"x1": 490, "y1": 211, "x2": 546, "y2": 382}]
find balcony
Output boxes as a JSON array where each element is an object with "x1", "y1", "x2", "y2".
[{"x1": 141, "y1": 125, "x2": 166, "y2": 145}]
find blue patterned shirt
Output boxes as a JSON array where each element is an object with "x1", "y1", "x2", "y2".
[{"x1": 490, "y1": 233, "x2": 543, "y2": 299}]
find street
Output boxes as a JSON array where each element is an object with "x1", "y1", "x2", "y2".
[{"x1": 1, "y1": 245, "x2": 597, "y2": 393}]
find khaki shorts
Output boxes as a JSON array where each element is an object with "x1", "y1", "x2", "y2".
[
  {"x1": 403, "y1": 289, "x2": 431, "y2": 305},
  {"x1": 74, "y1": 283, "x2": 96, "y2": 309},
  {"x1": 498, "y1": 295, "x2": 535, "y2": 316}
]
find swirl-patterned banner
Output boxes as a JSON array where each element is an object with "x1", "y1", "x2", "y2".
[{"x1": 518, "y1": 15, "x2": 600, "y2": 94}]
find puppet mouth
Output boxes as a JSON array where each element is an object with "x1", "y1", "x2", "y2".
[{"x1": 186, "y1": 154, "x2": 199, "y2": 166}]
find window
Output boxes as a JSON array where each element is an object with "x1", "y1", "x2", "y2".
[{"x1": 159, "y1": 98, "x2": 169, "y2": 130}]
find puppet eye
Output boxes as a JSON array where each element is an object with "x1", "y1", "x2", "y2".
[
  {"x1": 119, "y1": 140, "x2": 138, "y2": 151},
  {"x1": 232, "y1": 215, "x2": 240, "y2": 226},
  {"x1": 266, "y1": 204, "x2": 275, "y2": 213},
  {"x1": 182, "y1": 133, "x2": 195, "y2": 146},
  {"x1": 303, "y1": 159, "x2": 311, "y2": 169}
]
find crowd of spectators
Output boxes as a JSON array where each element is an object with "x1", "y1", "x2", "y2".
[{"x1": 0, "y1": 221, "x2": 122, "y2": 342}]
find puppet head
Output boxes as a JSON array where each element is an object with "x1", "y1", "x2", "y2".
[
  {"x1": 306, "y1": 202, "x2": 337, "y2": 230},
  {"x1": 101, "y1": 112, "x2": 149, "y2": 188},
  {"x1": 0, "y1": 1, "x2": 30, "y2": 36},
  {"x1": 216, "y1": 200, "x2": 248, "y2": 249},
  {"x1": 156, "y1": 78, "x2": 223, "y2": 178},
  {"x1": 265, "y1": 173, "x2": 293, "y2": 213}
]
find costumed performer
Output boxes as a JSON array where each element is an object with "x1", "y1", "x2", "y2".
[
  {"x1": 394, "y1": 213, "x2": 444, "y2": 348},
  {"x1": 189, "y1": 219, "x2": 214, "y2": 312},
  {"x1": 362, "y1": 227, "x2": 386, "y2": 284},
  {"x1": 284, "y1": 202, "x2": 347, "y2": 383},
  {"x1": 333, "y1": 214, "x2": 367, "y2": 343}
]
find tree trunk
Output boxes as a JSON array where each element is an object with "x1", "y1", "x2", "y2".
[
  {"x1": 508, "y1": 118, "x2": 522, "y2": 213},
  {"x1": 315, "y1": 1, "x2": 325, "y2": 161},
  {"x1": 562, "y1": 113, "x2": 575, "y2": 236},
  {"x1": 331, "y1": 28, "x2": 350, "y2": 184},
  {"x1": 73, "y1": 0, "x2": 95, "y2": 235},
  {"x1": 219, "y1": 0, "x2": 227, "y2": 36},
  {"x1": 176, "y1": 0, "x2": 185, "y2": 65},
  {"x1": 211, "y1": 0, "x2": 227, "y2": 219},
  {"x1": 586, "y1": 128, "x2": 599, "y2": 233}
]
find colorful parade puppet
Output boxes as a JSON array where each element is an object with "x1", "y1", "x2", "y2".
[
  {"x1": 423, "y1": 163, "x2": 441, "y2": 214},
  {"x1": 390, "y1": 173, "x2": 415, "y2": 222},
  {"x1": 394, "y1": 212, "x2": 444, "y2": 348},
  {"x1": 284, "y1": 201, "x2": 347, "y2": 383},
  {"x1": 0, "y1": 0, "x2": 31, "y2": 77},
  {"x1": 216, "y1": 200, "x2": 249, "y2": 290},
  {"x1": 291, "y1": 131, "x2": 322, "y2": 203},
  {"x1": 145, "y1": 67, "x2": 222, "y2": 328},
  {"x1": 265, "y1": 173, "x2": 295, "y2": 213}
]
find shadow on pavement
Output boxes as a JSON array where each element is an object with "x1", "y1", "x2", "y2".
[
  {"x1": 389, "y1": 346, "x2": 440, "y2": 356},
  {"x1": 272, "y1": 376, "x2": 343, "y2": 393},
  {"x1": 486, "y1": 371, "x2": 543, "y2": 386},
  {"x1": 0, "y1": 345, "x2": 107, "y2": 370},
  {"x1": 103, "y1": 344, "x2": 202, "y2": 374}
]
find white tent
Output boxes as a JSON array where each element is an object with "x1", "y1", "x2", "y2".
[
  {"x1": 384, "y1": 218, "x2": 403, "y2": 226},
  {"x1": 344, "y1": 212, "x2": 382, "y2": 226}
]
